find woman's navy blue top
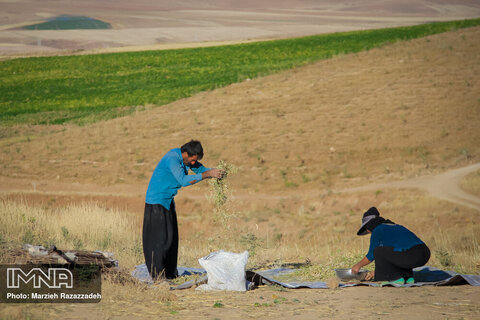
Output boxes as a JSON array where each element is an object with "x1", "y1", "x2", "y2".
[{"x1": 366, "y1": 224, "x2": 424, "y2": 261}]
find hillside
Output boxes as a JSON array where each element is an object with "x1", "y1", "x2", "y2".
[
  {"x1": 1, "y1": 25, "x2": 479, "y2": 320},
  {"x1": 1, "y1": 26, "x2": 479, "y2": 199}
]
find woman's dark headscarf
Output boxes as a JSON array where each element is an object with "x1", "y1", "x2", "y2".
[{"x1": 357, "y1": 207, "x2": 395, "y2": 236}]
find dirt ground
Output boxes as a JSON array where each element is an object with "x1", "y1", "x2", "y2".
[
  {"x1": 1, "y1": 0, "x2": 480, "y2": 58},
  {"x1": 103, "y1": 285, "x2": 480, "y2": 320},
  {"x1": 1, "y1": 283, "x2": 479, "y2": 319}
]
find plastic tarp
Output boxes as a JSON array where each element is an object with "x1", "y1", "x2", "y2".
[
  {"x1": 132, "y1": 265, "x2": 480, "y2": 290},
  {"x1": 341, "y1": 266, "x2": 480, "y2": 288}
]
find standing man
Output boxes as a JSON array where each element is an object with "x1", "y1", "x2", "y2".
[{"x1": 143, "y1": 140, "x2": 224, "y2": 280}]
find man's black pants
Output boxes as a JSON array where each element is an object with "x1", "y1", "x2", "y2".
[
  {"x1": 374, "y1": 243, "x2": 431, "y2": 281},
  {"x1": 143, "y1": 202, "x2": 179, "y2": 280}
]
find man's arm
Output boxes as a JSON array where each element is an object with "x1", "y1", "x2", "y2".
[
  {"x1": 189, "y1": 161, "x2": 225, "y2": 180},
  {"x1": 189, "y1": 161, "x2": 210, "y2": 174},
  {"x1": 202, "y1": 168, "x2": 224, "y2": 180},
  {"x1": 169, "y1": 157, "x2": 203, "y2": 187},
  {"x1": 171, "y1": 158, "x2": 224, "y2": 186}
]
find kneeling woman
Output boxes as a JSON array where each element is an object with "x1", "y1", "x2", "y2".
[{"x1": 351, "y1": 207, "x2": 431, "y2": 284}]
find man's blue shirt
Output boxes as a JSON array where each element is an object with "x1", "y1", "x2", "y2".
[
  {"x1": 366, "y1": 224, "x2": 424, "y2": 261},
  {"x1": 145, "y1": 148, "x2": 209, "y2": 209}
]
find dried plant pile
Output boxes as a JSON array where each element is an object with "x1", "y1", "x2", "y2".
[{"x1": 208, "y1": 160, "x2": 238, "y2": 229}]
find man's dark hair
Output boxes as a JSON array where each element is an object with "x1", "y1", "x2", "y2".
[{"x1": 181, "y1": 140, "x2": 204, "y2": 160}]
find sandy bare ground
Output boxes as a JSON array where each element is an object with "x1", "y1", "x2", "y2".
[
  {"x1": 339, "y1": 163, "x2": 480, "y2": 211},
  {"x1": 2, "y1": 285, "x2": 478, "y2": 320},
  {"x1": 0, "y1": 0, "x2": 480, "y2": 57}
]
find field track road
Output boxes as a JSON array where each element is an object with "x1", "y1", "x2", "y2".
[
  {"x1": 1, "y1": 163, "x2": 479, "y2": 211},
  {"x1": 338, "y1": 163, "x2": 480, "y2": 211}
]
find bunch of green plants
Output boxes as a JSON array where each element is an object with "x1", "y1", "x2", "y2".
[
  {"x1": 1, "y1": 18, "x2": 479, "y2": 125},
  {"x1": 208, "y1": 160, "x2": 238, "y2": 228},
  {"x1": 23, "y1": 15, "x2": 111, "y2": 30}
]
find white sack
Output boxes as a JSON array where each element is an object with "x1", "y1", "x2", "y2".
[{"x1": 197, "y1": 250, "x2": 249, "y2": 291}]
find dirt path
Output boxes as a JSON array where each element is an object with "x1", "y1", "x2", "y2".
[
  {"x1": 338, "y1": 163, "x2": 480, "y2": 211},
  {"x1": 2, "y1": 163, "x2": 480, "y2": 213}
]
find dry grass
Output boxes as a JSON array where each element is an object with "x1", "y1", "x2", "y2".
[
  {"x1": 461, "y1": 169, "x2": 480, "y2": 197},
  {"x1": 1, "y1": 189, "x2": 479, "y2": 318},
  {"x1": 2, "y1": 187, "x2": 478, "y2": 278},
  {"x1": 0, "y1": 198, "x2": 143, "y2": 270}
]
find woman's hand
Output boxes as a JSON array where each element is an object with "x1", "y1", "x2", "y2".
[
  {"x1": 351, "y1": 264, "x2": 361, "y2": 274},
  {"x1": 365, "y1": 271, "x2": 375, "y2": 281},
  {"x1": 351, "y1": 256, "x2": 371, "y2": 274}
]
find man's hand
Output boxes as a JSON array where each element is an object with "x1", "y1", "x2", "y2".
[{"x1": 203, "y1": 168, "x2": 225, "y2": 179}]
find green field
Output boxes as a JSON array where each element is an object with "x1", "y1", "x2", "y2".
[
  {"x1": 1, "y1": 18, "x2": 480, "y2": 125},
  {"x1": 22, "y1": 15, "x2": 111, "y2": 30}
]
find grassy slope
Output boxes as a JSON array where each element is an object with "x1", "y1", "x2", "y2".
[
  {"x1": 1, "y1": 18, "x2": 479, "y2": 125},
  {"x1": 461, "y1": 170, "x2": 480, "y2": 197},
  {"x1": 1, "y1": 26, "x2": 478, "y2": 192}
]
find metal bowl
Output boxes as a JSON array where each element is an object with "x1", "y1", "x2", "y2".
[{"x1": 334, "y1": 268, "x2": 368, "y2": 282}]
